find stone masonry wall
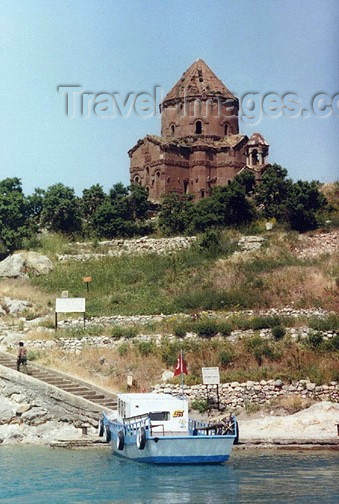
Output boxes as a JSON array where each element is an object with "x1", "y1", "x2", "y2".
[{"x1": 153, "y1": 380, "x2": 339, "y2": 409}]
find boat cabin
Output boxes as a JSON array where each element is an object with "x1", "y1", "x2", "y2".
[{"x1": 117, "y1": 393, "x2": 189, "y2": 433}]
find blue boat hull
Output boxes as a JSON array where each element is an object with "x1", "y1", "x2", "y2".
[{"x1": 110, "y1": 431, "x2": 235, "y2": 465}]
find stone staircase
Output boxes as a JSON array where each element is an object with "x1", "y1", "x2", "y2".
[{"x1": 0, "y1": 351, "x2": 117, "y2": 410}]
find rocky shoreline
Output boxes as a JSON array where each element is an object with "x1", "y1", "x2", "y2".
[{"x1": 0, "y1": 372, "x2": 100, "y2": 445}]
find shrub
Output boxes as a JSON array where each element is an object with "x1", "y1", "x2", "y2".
[
  {"x1": 331, "y1": 334, "x2": 339, "y2": 350},
  {"x1": 217, "y1": 321, "x2": 232, "y2": 336},
  {"x1": 117, "y1": 343, "x2": 129, "y2": 356},
  {"x1": 308, "y1": 315, "x2": 339, "y2": 332},
  {"x1": 190, "y1": 399, "x2": 208, "y2": 413},
  {"x1": 197, "y1": 229, "x2": 223, "y2": 255},
  {"x1": 173, "y1": 323, "x2": 193, "y2": 337},
  {"x1": 245, "y1": 335, "x2": 280, "y2": 365},
  {"x1": 173, "y1": 324, "x2": 187, "y2": 337},
  {"x1": 251, "y1": 316, "x2": 281, "y2": 330},
  {"x1": 137, "y1": 341, "x2": 155, "y2": 356},
  {"x1": 229, "y1": 316, "x2": 252, "y2": 331},
  {"x1": 307, "y1": 332, "x2": 324, "y2": 349},
  {"x1": 41, "y1": 318, "x2": 55, "y2": 329},
  {"x1": 160, "y1": 341, "x2": 180, "y2": 367},
  {"x1": 272, "y1": 326, "x2": 286, "y2": 340},
  {"x1": 244, "y1": 402, "x2": 261, "y2": 414},
  {"x1": 219, "y1": 350, "x2": 233, "y2": 367},
  {"x1": 195, "y1": 319, "x2": 218, "y2": 338},
  {"x1": 27, "y1": 350, "x2": 41, "y2": 361},
  {"x1": 111, "y1": 326, "x2": 138, "y2": 340}
]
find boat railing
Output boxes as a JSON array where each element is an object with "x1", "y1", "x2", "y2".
[
  {"x1": 150, "y1": 423, "x2": 165, "y2": 437},
  {"x1": 123, "y1": 413, "x2": 149, "y2": 424},
  {"x1": 122, "y1": 415, "x2": 151, "y2": 437},
  {"x1": 189, "y1": 416, "x2": 237, "y2": 437}
]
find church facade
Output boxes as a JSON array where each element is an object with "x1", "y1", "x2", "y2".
[{"x1": 128, "y1": 59, "x2": 269, "y2": 201}]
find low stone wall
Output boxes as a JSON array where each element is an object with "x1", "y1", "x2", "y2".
[
  {"x1": 26, "y1": 324, "x2": 337, "y2": 353},
  {"x1": 51, "y1": 306, "x2": 331, "y2": 329},
  {"x1": 153, "y1": 380, "x2": 339, "y2": 408},
  {"x1": 0, "y1": 365, "x2": 102, "y2": 444},
  {"x1": 57, "y1": 236, "x2": 197, "y2": 261}
]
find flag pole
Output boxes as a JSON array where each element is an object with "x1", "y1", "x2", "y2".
[{"x1": 180, "y1": 349, "x2": 184, "y2": 397}]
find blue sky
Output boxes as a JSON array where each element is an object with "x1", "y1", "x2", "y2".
[{"x1": 0, "y1": 0, "x2": 338, "y2": 196}]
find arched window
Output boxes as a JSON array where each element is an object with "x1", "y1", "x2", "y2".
[
  {"x1": 195, "y1": 120, "x2": 202, "y2": 134},
  {"x1": 184, "y1": 180, "x2": 189, "y2": 194},
  {"x1": 156, "y1": 170, "x2": 160, "y2": 178},
  {"x1": 252, "y1": 149, "x2": 258, "y2": 166},
  {"x1": 201, "y1": 189, "x2": 205, "y2": 198},
  {"x1": 224, "y1": 123, "x2": 229, "y2": 135},
  {"x1": 170, "y1": 124, "x2": 175, "y2": 135},
  {"x1": 145, "y1": 166, "x2": 150, "y2": 175},
  {"x1": 134, "y1": 176, "x2": 140, "y2": 185}
]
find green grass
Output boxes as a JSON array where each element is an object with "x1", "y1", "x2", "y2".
[
  {"x1": 30, "y1": 229, "x2": 338, "y2": 317},
  {"x1": 31, "y1": 244, "x2": 239, "y2": 316},
  {"x1": 308, "y1": 314, "x2": 339, "y2": 332}
]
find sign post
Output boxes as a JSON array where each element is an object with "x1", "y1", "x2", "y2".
[
  {"x1": 83, "y1": 276, "x2": 92, "y2": 293},
  {"x1": 202, "y1": 367, "x2": 221, "y2": 411},
  {"x1": 55, "y1": 298, "x2": 86, "y2": 330}
]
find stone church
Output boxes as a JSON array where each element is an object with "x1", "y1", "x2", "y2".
[{"x1": 128, "y1": 59, "x2": 269, "y2": 201}]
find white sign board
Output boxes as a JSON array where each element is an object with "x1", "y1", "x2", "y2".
[
  {"x1": 55, "y1": 298, "x2": 86, "y2": 313},
  {"x1": 202, "y1": 367, "x2": 220, "y2": 385}
]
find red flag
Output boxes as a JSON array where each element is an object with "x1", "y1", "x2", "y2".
[{"x1": 174, "y1": 352, "x2": 188, "y2": 376}]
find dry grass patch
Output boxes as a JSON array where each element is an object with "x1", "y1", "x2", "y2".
[
  {"x1": 0, "y1": 279, "x2": 54, "y2": 318},
  {"x1": 35, "y1": 345, "x2": 165, "y2": 392},
  {"x1": 259, "y1": 265, "x2": 338, "y2": 309},
  {"x1": 270, "y1": 395, "x2": 314, "y2": 414},
  {"x1": 26, "y1": 329, "x2": 55, "y2": 341}
]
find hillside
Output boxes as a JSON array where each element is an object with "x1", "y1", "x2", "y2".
[{"x1": 0, "y1": 226, "x2": 338, "y2": 397}]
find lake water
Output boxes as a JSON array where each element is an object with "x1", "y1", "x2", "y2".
[{"x1": 0, "y1": 446, "x2": 338, "y2": 503}]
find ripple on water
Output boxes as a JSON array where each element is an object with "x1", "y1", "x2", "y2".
[{"x1": 0, "y1": 447, "x2": 338, "y2": 504}]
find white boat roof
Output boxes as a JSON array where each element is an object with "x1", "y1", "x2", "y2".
[{"x1": 118, "y1": 393, "x2": 186, "y2": 402}]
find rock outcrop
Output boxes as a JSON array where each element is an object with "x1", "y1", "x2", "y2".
[
  {"x1": 0, "y1": 252, "x2": 54, "y2": 279},
  {"x1": 0, "y1": 372, "x2": 101, "y2": 444}
]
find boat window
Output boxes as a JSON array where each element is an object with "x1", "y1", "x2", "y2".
[{"x1": 149, "y1": 411, "x2": 170, "y2": 421}]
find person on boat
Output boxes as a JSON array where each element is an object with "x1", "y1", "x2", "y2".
[{"x1": 17, "y1": 341, "x2": 27, "y2": 373}]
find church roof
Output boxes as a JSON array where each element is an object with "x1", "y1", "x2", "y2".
[
  {"x1": 163, "y1": 59, "x2": 237, "y2": 103},
  {"x1": 247, "y1": 132, "x2": 269, "y2": 146},
  {"x1": 128, "y1": 134, "x2": 247, "y2": 156}
]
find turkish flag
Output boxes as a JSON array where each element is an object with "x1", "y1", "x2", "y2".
[{"x1": 174, "y1": 353, "x2": 188, "y2": 376}]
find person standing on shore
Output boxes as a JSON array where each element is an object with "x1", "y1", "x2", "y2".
[{"x1": 17, "y1": 341, "x2": 27, "y2": 373}]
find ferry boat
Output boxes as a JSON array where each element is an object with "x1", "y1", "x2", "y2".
[{"x1": 98, "y1": 393, "x2": 238, "y2": 464}]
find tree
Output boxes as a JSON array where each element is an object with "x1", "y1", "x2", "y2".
[
  {"x1": 0, "y1": 177, "x2": 31, "y2": 254},
  {"x1": 193, "y1": 183, "x2": 255, "y2": 232},
  {"x1": 41, "y1": 183, "x2": 81, "y2": 233},
  {"x1": 158, "y1": 193, "x2": 195, "y2": 235},
  {"x1": 286, "y1": 180, "x2": 327, "y2": 231},
  {"x1": 215, "y1": 183, "x2": 256, "y2": 226},
  {"x1": 87, "y1": 183, "x2": 152, "y2": 238},
  {"x1": 91, "y1": 199, "x2": 136, "y2": 238},
  {"x1": 255, "y1": 164, "x2": 293, "y2": 220},
  {"x1": 109, "y1": 182, "x2": 128, "y2": 201},
  {"x1": 254, "y1": 164, "x2": 327, "y2": 231},
  {"x1": 192, "y1": 196, "x2": 224, "y2": 232},
  {"x1": 234, "y1": 170, "x2": 256, "y2": 195},
  {"x1": 26, "y1": 187, "x2": 45, "y2": 229},
  {"x1": 81, "y1": 184, "x2": 106, "y2": 219},
  {"x1": 128, "y1": 184, "x2": 150, "y2": 221}
]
